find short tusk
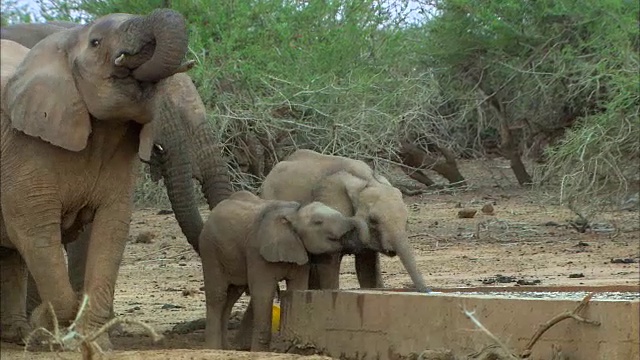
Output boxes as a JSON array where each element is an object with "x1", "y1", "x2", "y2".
[
  {"x1": 175, "y1": 60, "x2": 196, "y2": 74},
  {"x1": 114, "y1": 53, "x2": 126, "y2": 66},
  {"x1": 154, "y1": 144, "x2": 164, "y2": 152}
]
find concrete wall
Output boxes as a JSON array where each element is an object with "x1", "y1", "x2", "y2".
[{"x1": 277, "y1": 289, "x2": 639, "y2": 360}]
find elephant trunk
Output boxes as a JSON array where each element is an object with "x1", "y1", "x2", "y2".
[
  {"x1": 119, "y1": 9, "x2": 189, "y2": 82},
  {"x1": 349, "y1": 216, "x2": 370, "y2": 251},
  {"x1": 390, "y1": 234, "x2": 431, "y2": 293},
  {"x1": 153, "y1": 101, "x2": 204, "y2": 255},
  {"x1": 191, "y1": 122, "x2": 233, "y2": 210}
]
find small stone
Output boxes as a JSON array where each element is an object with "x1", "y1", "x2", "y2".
[
  {"x1": 182, "y1": 288, "x2": 198, "y2": 297},
  {"x1": 611, "y1": 258, "x2": 638, "y2": 264},
  {"x1": 481, "y1": 203, "x2": 495, "y2": 215},
  {"x1": 457, "y1": 208, "x2": 477, "y2": 218},
  {"x1": 135, "y1": 231, "x2": 156, "y2": 244},
  {"x1": 161, "y1": 303, "x2": 184, "y2": 310}
]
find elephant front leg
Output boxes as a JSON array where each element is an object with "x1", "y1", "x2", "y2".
[
  {"x1": 80, "y1": 207, "x2": 131, "y2": 351},
  {"x1": 355, "y1": 249, "x2": 384, "y2": 289},
  {"x1": 0, "y1": 249, "x2": 30, "y2": 344},
  {"x1": 26, "y1": 226, "x2": 86, "y2": 316},
  {"x1": 248, "y1": 281, "x2": 277, "y2": 352},
  {"x1": 308, "y1": 253, "x2": 342, "y2": 290},
  {"x1": 4, "y1": 217, "x2": 78, "y2": 332}
]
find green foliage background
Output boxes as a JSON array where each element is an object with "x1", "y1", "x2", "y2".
[{"x1": 2, "y1": 0, "x2": 638, "y2": 216}]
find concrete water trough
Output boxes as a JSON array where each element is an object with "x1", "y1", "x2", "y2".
[{"x1": 276, "y1": 285, "x2": 640, "y2": 360}]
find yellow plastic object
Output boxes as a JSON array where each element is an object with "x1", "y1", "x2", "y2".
[{"x1": 271, "y1": 303, "x2": 281, "y2": 333}]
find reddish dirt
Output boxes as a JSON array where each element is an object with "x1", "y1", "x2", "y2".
[{"x1": 1, "y1": 159, "x2": 638, "y2": 359}]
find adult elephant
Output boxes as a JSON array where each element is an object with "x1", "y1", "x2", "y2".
[
  {"x1": 1, "y1": 21, "x2": 233, "y2": 313},
  {"x1": 0, "y1": 9, "x2": 192, "y2": 349}
]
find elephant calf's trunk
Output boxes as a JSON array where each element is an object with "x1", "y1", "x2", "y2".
[{"x1": 393, "y1": 236, "x2": 431, "y2": 293}]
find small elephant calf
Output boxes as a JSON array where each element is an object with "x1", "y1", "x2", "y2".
[{"x1": 199, "y1": 190, "x2": 368, "y2": 351}]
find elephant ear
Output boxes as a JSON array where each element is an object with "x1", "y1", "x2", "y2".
[
  {"x1": 4, "y1": 32, "x2": 91, "y2": 152},
  {"x1": 319, "y1": 171, "x2": 368, "y2": 214},
  {"x1": 258, "y1": 203, "x2": 309, "y2": 266},
  {"x1": 138, "y1": 122, "x2": 154, "y2": 162}
]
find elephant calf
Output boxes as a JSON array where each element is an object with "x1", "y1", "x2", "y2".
[
  {"x1": 199, "y1": 191, "x2": 368, "y2": 351},
  {"x1": 261, "y1": 149, "x2": 430, "y2": 292}
]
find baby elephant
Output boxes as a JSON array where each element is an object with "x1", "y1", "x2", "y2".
[{"x1": 199, "y1": 191, "x2": 368, "y2": 351}]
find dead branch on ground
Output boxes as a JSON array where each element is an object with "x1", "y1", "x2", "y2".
[
  {"x1": 24, "y1": 295, "x2": 162, "y2": 360},
  {"x1": 398, "y1": 138, "x2": 467, "y2": 187}
]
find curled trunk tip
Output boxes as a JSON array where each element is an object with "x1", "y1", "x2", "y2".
[{"x1": 132, "y1": 8, "x2": 189, "y2": 82}]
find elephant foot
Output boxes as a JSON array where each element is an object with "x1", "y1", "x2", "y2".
[
  {"x1": 232, "y1": 329, "x2": 252, "y2": 351},
  {"x1": 0, "y1": 319, "x2": 32, "y2": 345},
  {"x1": 29, "y1": 302, "x2": 76, "y2": 333}
]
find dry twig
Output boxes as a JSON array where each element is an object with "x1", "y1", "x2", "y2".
[
  {"x1": 520, "y1": 292, "x2": 600, "y2": 358},
  {"x1": 24, "y1": 295, "x2": 163, "y2": 360},
  {"x1": 462, "y1": 307, "x2": 518, "y2": 360}
]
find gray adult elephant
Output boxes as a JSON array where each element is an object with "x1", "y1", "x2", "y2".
[
  {"x1": 1, "y1": 21, "x2": 233, "y2": 313},
  {"x1": 0, "y1": 8, "x2": 192, "y2": 349}
]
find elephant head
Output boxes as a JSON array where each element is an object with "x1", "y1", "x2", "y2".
[
  {"x1": 338, "y1": 173, "x2": 429, "y2": 292},
  {"x1": 3, "y1": 9, "x2": 190, "y2": 160},
  {"x1": 258, "y1": 201, "x2": 368, "y2": 265}
]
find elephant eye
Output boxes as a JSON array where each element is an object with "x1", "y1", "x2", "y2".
[
  {"x1": 313, "y1": 219, "x2": 324, "y2": 226},
  {"x1": 90, "y1": 38, "x2": 101, "y2": 47},
  {"x1": 369, "y1": 217, "x2": 379, "y2": 226}
]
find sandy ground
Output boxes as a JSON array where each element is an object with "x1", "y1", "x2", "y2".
[{"x1": 1, "y1": 159, "x2": 638, "y2": 359}]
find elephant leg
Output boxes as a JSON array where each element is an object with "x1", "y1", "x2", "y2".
[
  {"x1": 287, "y1": 267, "x2": 310, "y2": 291},
  {"x1": 25, "y1": 273, "x2": 40, "y2": 316},
  {"x1": 202, "y1": 253, "x2": 228, "y2": 349},
  {"x1": 308, "y1": 253, "x2": 342, "y2": 290},
  {"x1": 2, "y1": 198, "x2": 77, "y2": 332},
  {"x1": 64, "y1": 226, "x2": 122, "y2": 337},
  {"x1": 354, "y1": 249, "x2": 384, "y2": 289},
  {"x1": 235, "y1": 283, "x2": 280, "y2": 350},
  {"x1": 80, "y1": 207, "x2": 131, "y2": 351},
  {"x1": 222, "y1": 285, "x2": 244, "y2": 350},
  {"x1": 65, "y1": 229, "x2": 90, "y2": 294},
  {"x1": 203, "y1": 284, "x2": 228, "y2": 349},
  {"x1": 26, "y1": 225, "x2": 84, "y2": 316},
  {"x1": 0, "y1": 249, "x2": 30, "y2": 344},
  {"x1": 234, "y1": 299, "x2": 253, "y2": 351},
  {"x1": 248, "y1": 281, "x2": 277, "y2": 352}
]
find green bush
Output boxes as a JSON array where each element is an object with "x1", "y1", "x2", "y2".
[{"x1": 3, "y1": 0, "x2": 637, "y2": 216}]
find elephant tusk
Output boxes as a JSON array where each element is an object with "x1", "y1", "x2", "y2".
[
  {"x1": 114, "y1": 53, "x2": 126, "y2": 66},
  {"x1": 174, "y1": 60, "x2": 196, "y2": 74},
  {"x1": 153, "y1": 144, "x2": 164, "y2": 153}
]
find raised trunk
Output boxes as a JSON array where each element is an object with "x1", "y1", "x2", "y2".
[
  {"x1": 118, "y1": 9, "x2": 189, "y2": 82},
  {"x1": 391, "y1": 235, "x2": 430, "y2": 293},
  {"x1": 153, "y1": 101, "x2": 204, "y2": 254},
  {"x1": 191, "y1": 122, "x2": 233, "y2": 210}
]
